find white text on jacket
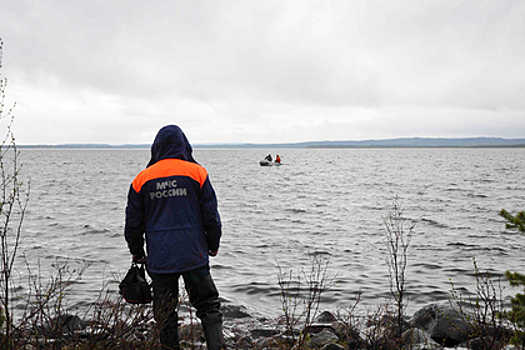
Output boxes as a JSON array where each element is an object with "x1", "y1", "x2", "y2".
[{"x1": 150, "y1": 179, "x2": 187, "y2": 199}]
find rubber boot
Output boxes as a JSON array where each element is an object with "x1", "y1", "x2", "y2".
[{"x1": 202, "y1": 321, "x2": 225, "y2": 350}]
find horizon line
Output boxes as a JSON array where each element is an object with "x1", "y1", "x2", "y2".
[{"x1": 15, "y1": 136, "x2": 525, "y2": 149}]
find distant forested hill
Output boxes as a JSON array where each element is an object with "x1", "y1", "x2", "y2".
[
  {"x1": 195, "y1": 137, "x2": 525, "y2": 148},
  {"x1": 293, "y1": 137, "x2": 525, "y2": 148}
]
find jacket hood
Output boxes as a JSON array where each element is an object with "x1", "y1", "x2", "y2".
[{"x1": 147, "y1": 125, "x2": 197, "y2": 167}]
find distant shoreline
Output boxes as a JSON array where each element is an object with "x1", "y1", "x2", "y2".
[{"x1": 16, "y1": 136, "x2": 525, "y2": 150}]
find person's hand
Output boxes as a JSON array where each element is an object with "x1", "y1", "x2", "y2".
[
  {"x1": 209, "y1": 249, "x2": 219, "y2": 257},
  {"x1": 132, "y1": 255, "x2": 147, "y2": 264}
]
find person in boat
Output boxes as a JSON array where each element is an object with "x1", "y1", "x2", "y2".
[
  {"x1": 275, "y1": 155, "x2": 281, "y2": 164},
  {"x1": 264, "y1": 154, "x2": 272, "y2": 162},
  {"x1": 124, "y1": 125, "x2": 225, "y2": 350}
]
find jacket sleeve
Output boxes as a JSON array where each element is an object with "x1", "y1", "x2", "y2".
[
  {"x1": 200, "y1": 176, "x2": 222, "y2": 252},
  {"x1": 124, "y1": 183, "x2": 146, "y2": 258}
]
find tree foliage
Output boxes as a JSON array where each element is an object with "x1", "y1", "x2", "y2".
[
  {"x1": 504, "y1": 271, "x2": 525, "y2": 347},
  {"x1": 500, "y1": 209, "x2": 525, "y2": 347},
  {"x1": 499, "y1": 209, "x2": 525, "y2": 233}
]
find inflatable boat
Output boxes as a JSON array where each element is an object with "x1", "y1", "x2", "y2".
[{"x1": 260, "y1": 160, "x2": 281, "y2": 166}]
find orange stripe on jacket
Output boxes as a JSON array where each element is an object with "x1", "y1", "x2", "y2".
[{"x1": 132, "y1": 159, "x2": 208, "y2": 193}]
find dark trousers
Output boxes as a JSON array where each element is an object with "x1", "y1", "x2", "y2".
[{"x1": 149, "y1": 265, "x2": 223, "y2": 350}]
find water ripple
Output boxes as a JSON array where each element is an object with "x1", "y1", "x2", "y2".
[{"x1": 14, "y1": 148, "x2": 525, "y2": 317}]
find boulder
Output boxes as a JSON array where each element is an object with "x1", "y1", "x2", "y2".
[
  {"x1": 250, "y1": 327, "x2": 279, "y2": 338},
  {"x1": 232, "y1": 335, "x2": 254, "y2": 349},
  {"x1": 411, "y1": 304, "x2": 471, "y2": 347},
  {"x1": 304, "y1": 324, "x2": 338, "y2": 335},
  {"x1": 254, "y1": 336, "x2": 279, "y2": 349},
  {"x1": 222, "y1": 304, "x2": 252, "y2": 319},
  {"x1": 459, "y1": 332, "x2": 512, "y2": 350},
  {"x1": 40, "y1": 313, "x2": 86, "y2": 336},
  {"x1": 306, "y1": 328, "x2": 340, "y2": 349},
  {"x1": 315, "y1": 311, "x2": 338, "y2": 324},
  {"x1": 331, "y1": 320, "x2": 364, "y2": 349},
  {"x1": 401, "y1": 328, "x2": 443, "y2": 350}
]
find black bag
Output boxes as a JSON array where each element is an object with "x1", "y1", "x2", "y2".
[{"x1": 119, "y1": 263, "x2": 152, "y2": 304}]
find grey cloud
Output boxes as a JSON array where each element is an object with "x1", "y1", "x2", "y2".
[{"x1": 1, "y1": 0, "x2": 524, "y2": 144}]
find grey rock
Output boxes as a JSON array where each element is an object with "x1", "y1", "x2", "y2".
[
  {"x1": 401, "y1": 328, "x2": 442, "y2": 349},
  {"x1": 40, "y1": 313, "x2": 86, "y2": 336},
  {"x1": 222, "y1": 304, "x2": 252, "y2": 319},
  {"x1": 255, "y1": 336, "x2": 279, "y2": 349},
  {"x1": 459, "y1": 336, "x2": 506, "y2": 350},
  {"x1": 304, "y1": 323, "x2": 338, "y2": 334},
  {"x1": 307, "y1": 328, "x2": 340, "y2": 349},
  {"x1": 332, "y1": 322, "x2": 364, "y2": 349},
  {"x1": 315, "y1": 311, "x2": 338, "y2": 324},
  {"x1": 250, "y1": 327, "x2": 279, "y2": 338},
  {"x1": 411, "y1": 303, "x2": 471, "y2": 347},
  {"x1": 233, "y1": 335, "x2": 254, "y2": 349}
]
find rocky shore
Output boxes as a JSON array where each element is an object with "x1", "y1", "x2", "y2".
[
  {"x1": 21, "y1": 301, "x2": 517, "y2": 350},
  {"x1": 217, "y1": 303, "x2": 515, "y2": 350}
]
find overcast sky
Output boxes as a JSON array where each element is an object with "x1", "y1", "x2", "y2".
[{"x1": 1, "y1": 0, "x2": 524, "y2": 145}]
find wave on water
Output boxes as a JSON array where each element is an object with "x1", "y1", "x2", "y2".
[
  {"x1": 80, "y1": 224, "x2": 111, "y2": 235},
  {"x1": 14, "y1": 148, "x2": 525, "y2": 318}
]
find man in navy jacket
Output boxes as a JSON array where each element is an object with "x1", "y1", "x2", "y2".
[{"x1": 125, "y1": 125, "x2": 224, "y2": 349}]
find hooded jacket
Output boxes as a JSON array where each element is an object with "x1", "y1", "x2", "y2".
[{"x1": 125, "y1": 125, "x2": 222, "y2": 274}]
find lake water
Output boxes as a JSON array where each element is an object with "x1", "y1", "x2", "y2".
[{"x1": 14, "y1": 148, "x2": 525, "y2": 318}]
